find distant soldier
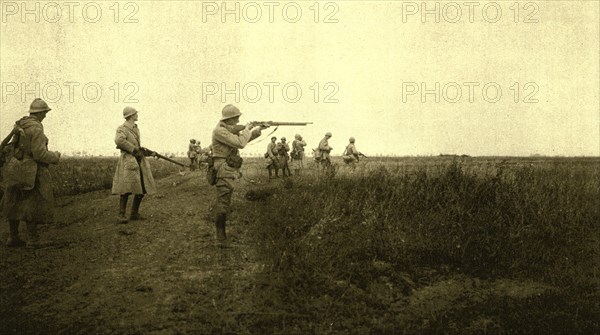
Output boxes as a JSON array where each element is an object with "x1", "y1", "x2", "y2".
[
  {"x1": 2, "y1": 98, "x2": 61, "y2": 248},
  {"x1": 265, "y1": 136, "x2": 279, "y2": 180},
  {"x1": 211, "y1": 104, "x2": 267, "y2": 245},
  {"x1": 276, "y1": 137, "x2": 291, "y2": 177},
  {"x1": 343, "y1": 137, "x2": 366, "y2": 169},
  {"x1": 290, "y1": 134, "x2": 307, "y2": 175},
  {"x1": 198, "y1": 143, "x2": 212, "y2": 166},
  {"x1": 112, "y1": 107, "x2": 157, "y2": 224},
  {"x1": 188, "y1": 139, "x2": 199, "y2": 171},
  {"x1": 317, "y1": 132, "x2": 333, "y2": 168}
]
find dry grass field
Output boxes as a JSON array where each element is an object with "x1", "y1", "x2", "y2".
[{"x1": 1, "y1": 156, "x2": 598, "y2": 334}]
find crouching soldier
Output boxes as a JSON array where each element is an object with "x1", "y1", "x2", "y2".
[
  {"x1": 112, "y1": 107, "x2": 157, "y2": 223},
  {"x1": 342, "y1": 137, "x2": 366, "y2": 169}
]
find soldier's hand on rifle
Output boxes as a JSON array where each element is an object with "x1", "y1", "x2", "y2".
[{"x1": 132, "y1": 147, "x2": 144, "y2": 160}]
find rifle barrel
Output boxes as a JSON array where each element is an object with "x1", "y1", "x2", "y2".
[
  {"x1": 142, "y1": 147, "x2": 186, "y2": 167},
  {"x1": 155, "y1": 153, "x2": 186, "y2": 167},
  {"x1": 257, "y1": 121, "x2": 313, "y2": 126}
]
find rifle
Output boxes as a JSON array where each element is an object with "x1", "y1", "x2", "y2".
[
  {"x1": 140, "y1": 147, "x2": 186, "y2": 167},
  {"x1": 230, "y1": 121, "x2": 312, "y2": 135},
  {"x1": 250, "y1": 121, "x2": 313, "y2": 127},
  {"x1": 0, "y1": 126, "x2": 20, "y2": 151}
]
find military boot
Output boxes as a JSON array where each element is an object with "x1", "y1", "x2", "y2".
[
  {"x1": 6, "y1": 220, "x2": 25, "y2": 247},
  {"x1": 117, "y1": 194, "x2": 129, "y2": 224},
  {"x1": 25, "y1": 221, "x2": 40, "y2": 249},
  {"x1": 130, "y1": 194, "x2": 146, "y2": 221}
]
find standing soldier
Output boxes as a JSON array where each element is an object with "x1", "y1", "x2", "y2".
[
  {"x1": 290, "y1": 134, "x2": 307, "y2": 175},
  {"x1": 211, "y1": 104, "x2": 266, "y2": 245},
  {"x1": 194, "y1": 140, "x2": 204, "y2": 167},
  {"x1": 317, "y1": 132, "x2": 333, "y2": 168},
  {"x1": 188, "y1": 139, "x2": 199, "y2": 171},
  {"x1": 343, "y1": 137, "x2": 366, "y2": 169},
  {"x1": 276, "y1": 137, "x2": 291, "y2": 177},
  {"x1": 2, "y1": 98, "x2": 61, "y2": 248},
  {"x1": 112, "y1": 107, "x2": 157, "y2": 224},
  {"x1": 265, "y1": 136, "x2": 279, "y2": 180}
]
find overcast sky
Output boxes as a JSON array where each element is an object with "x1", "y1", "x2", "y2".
[{"x1": 1, "y1": 1, "x2": 598, "y2": 156}]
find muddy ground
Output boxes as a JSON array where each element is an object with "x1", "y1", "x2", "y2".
[{"x1": 1, "y1": 171, "x2": 264, "y2": 335}]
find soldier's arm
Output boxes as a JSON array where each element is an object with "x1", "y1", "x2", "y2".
[
  {"x1": 115, "y1": 127, "x2": 136, "y2": 153},
  {"x1": 267, "y1": 144, "x2": 275, "y2": 158},
  {"x1": 30, "y1": 129, "x2": 60, "y2": 165},
  {"x1": 321, "y1": 142, "x2": 332, "y2": 151},
  {"x1": 214, "y1": 127, "x2": 252, "y2": 149}
]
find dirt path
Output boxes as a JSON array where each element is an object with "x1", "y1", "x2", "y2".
[{"x1": 1, "y1": 171, "x2": 261, "y2": 335}]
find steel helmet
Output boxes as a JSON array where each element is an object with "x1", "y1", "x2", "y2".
[
  {"x1": 325, "y1": 132, "x2": 332, "y2": 137},
  {"x1": 295, "y1": 134, "x2": 301, "y2": 140},
  {"x1": 29, "y1": 98, "x2": 51, "y2": 114},
  {"x1": 123, "y1": 106, "x2": 139, "y2": 119},
  {"x1": 220, "y1": 104, "x2": 241, "y2": 121},
  {"x1": 349, "y1": 137, "x2": 355, "y2": 143}
]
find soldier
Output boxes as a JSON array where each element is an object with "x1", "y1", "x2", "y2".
[
  {"x1": 265, "y1": 136, "x2": 279, "y2": 180},
  {"x1": 290, "y1": 134, "x2": 307, "y2": 175},
  {"x1": 198, "y1": 143, "x2": 212, "y2": 166},
  {"x1": 188, "y1": 139, "x2": 199, "y2": 171},
  {"x1": 211, "y1": 104, "x2": 266, "y2": 245},
  {"x1": 317, "y1": 132, "x2": 333, "y2": 168},
  {"x1": 111, "y1": 106, "x2": 157, "y2": 224},
  {"x1": 2, "y1": 98, "x2": 61, "y2": 248},
  {"x1": 343, "y1": 137, "x2": 366, "y2": 169},
  {"x1": 276, "y1": 137, "x2": 291, "y2": 177}
]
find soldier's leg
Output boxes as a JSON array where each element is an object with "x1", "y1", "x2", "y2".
[
  {"x1": 214, "y1": 178, "x2": 234, "y2": 244},
  {"x1": 286, "y1": 161, "x2": 291, "y2": 177},
  {"x1": 130, "y1": 194, "x2": 146, "y2": 220},
  {"x1": 25, "y1": 220, "x2": 40, "y2": 249},
  {"x1": 118, "y1": 193, "x2": 130, "y2": 223},
  {"x1": 6, "y1": 220, "x2": 25, "y2": 247}
]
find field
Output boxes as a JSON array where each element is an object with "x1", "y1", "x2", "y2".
[
  {"x1": 50, "y1": 156, "x2": 186, "y2": 197},
  {"x1": 1, "y1": 156, "x2": 599, "y2": 334}
]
